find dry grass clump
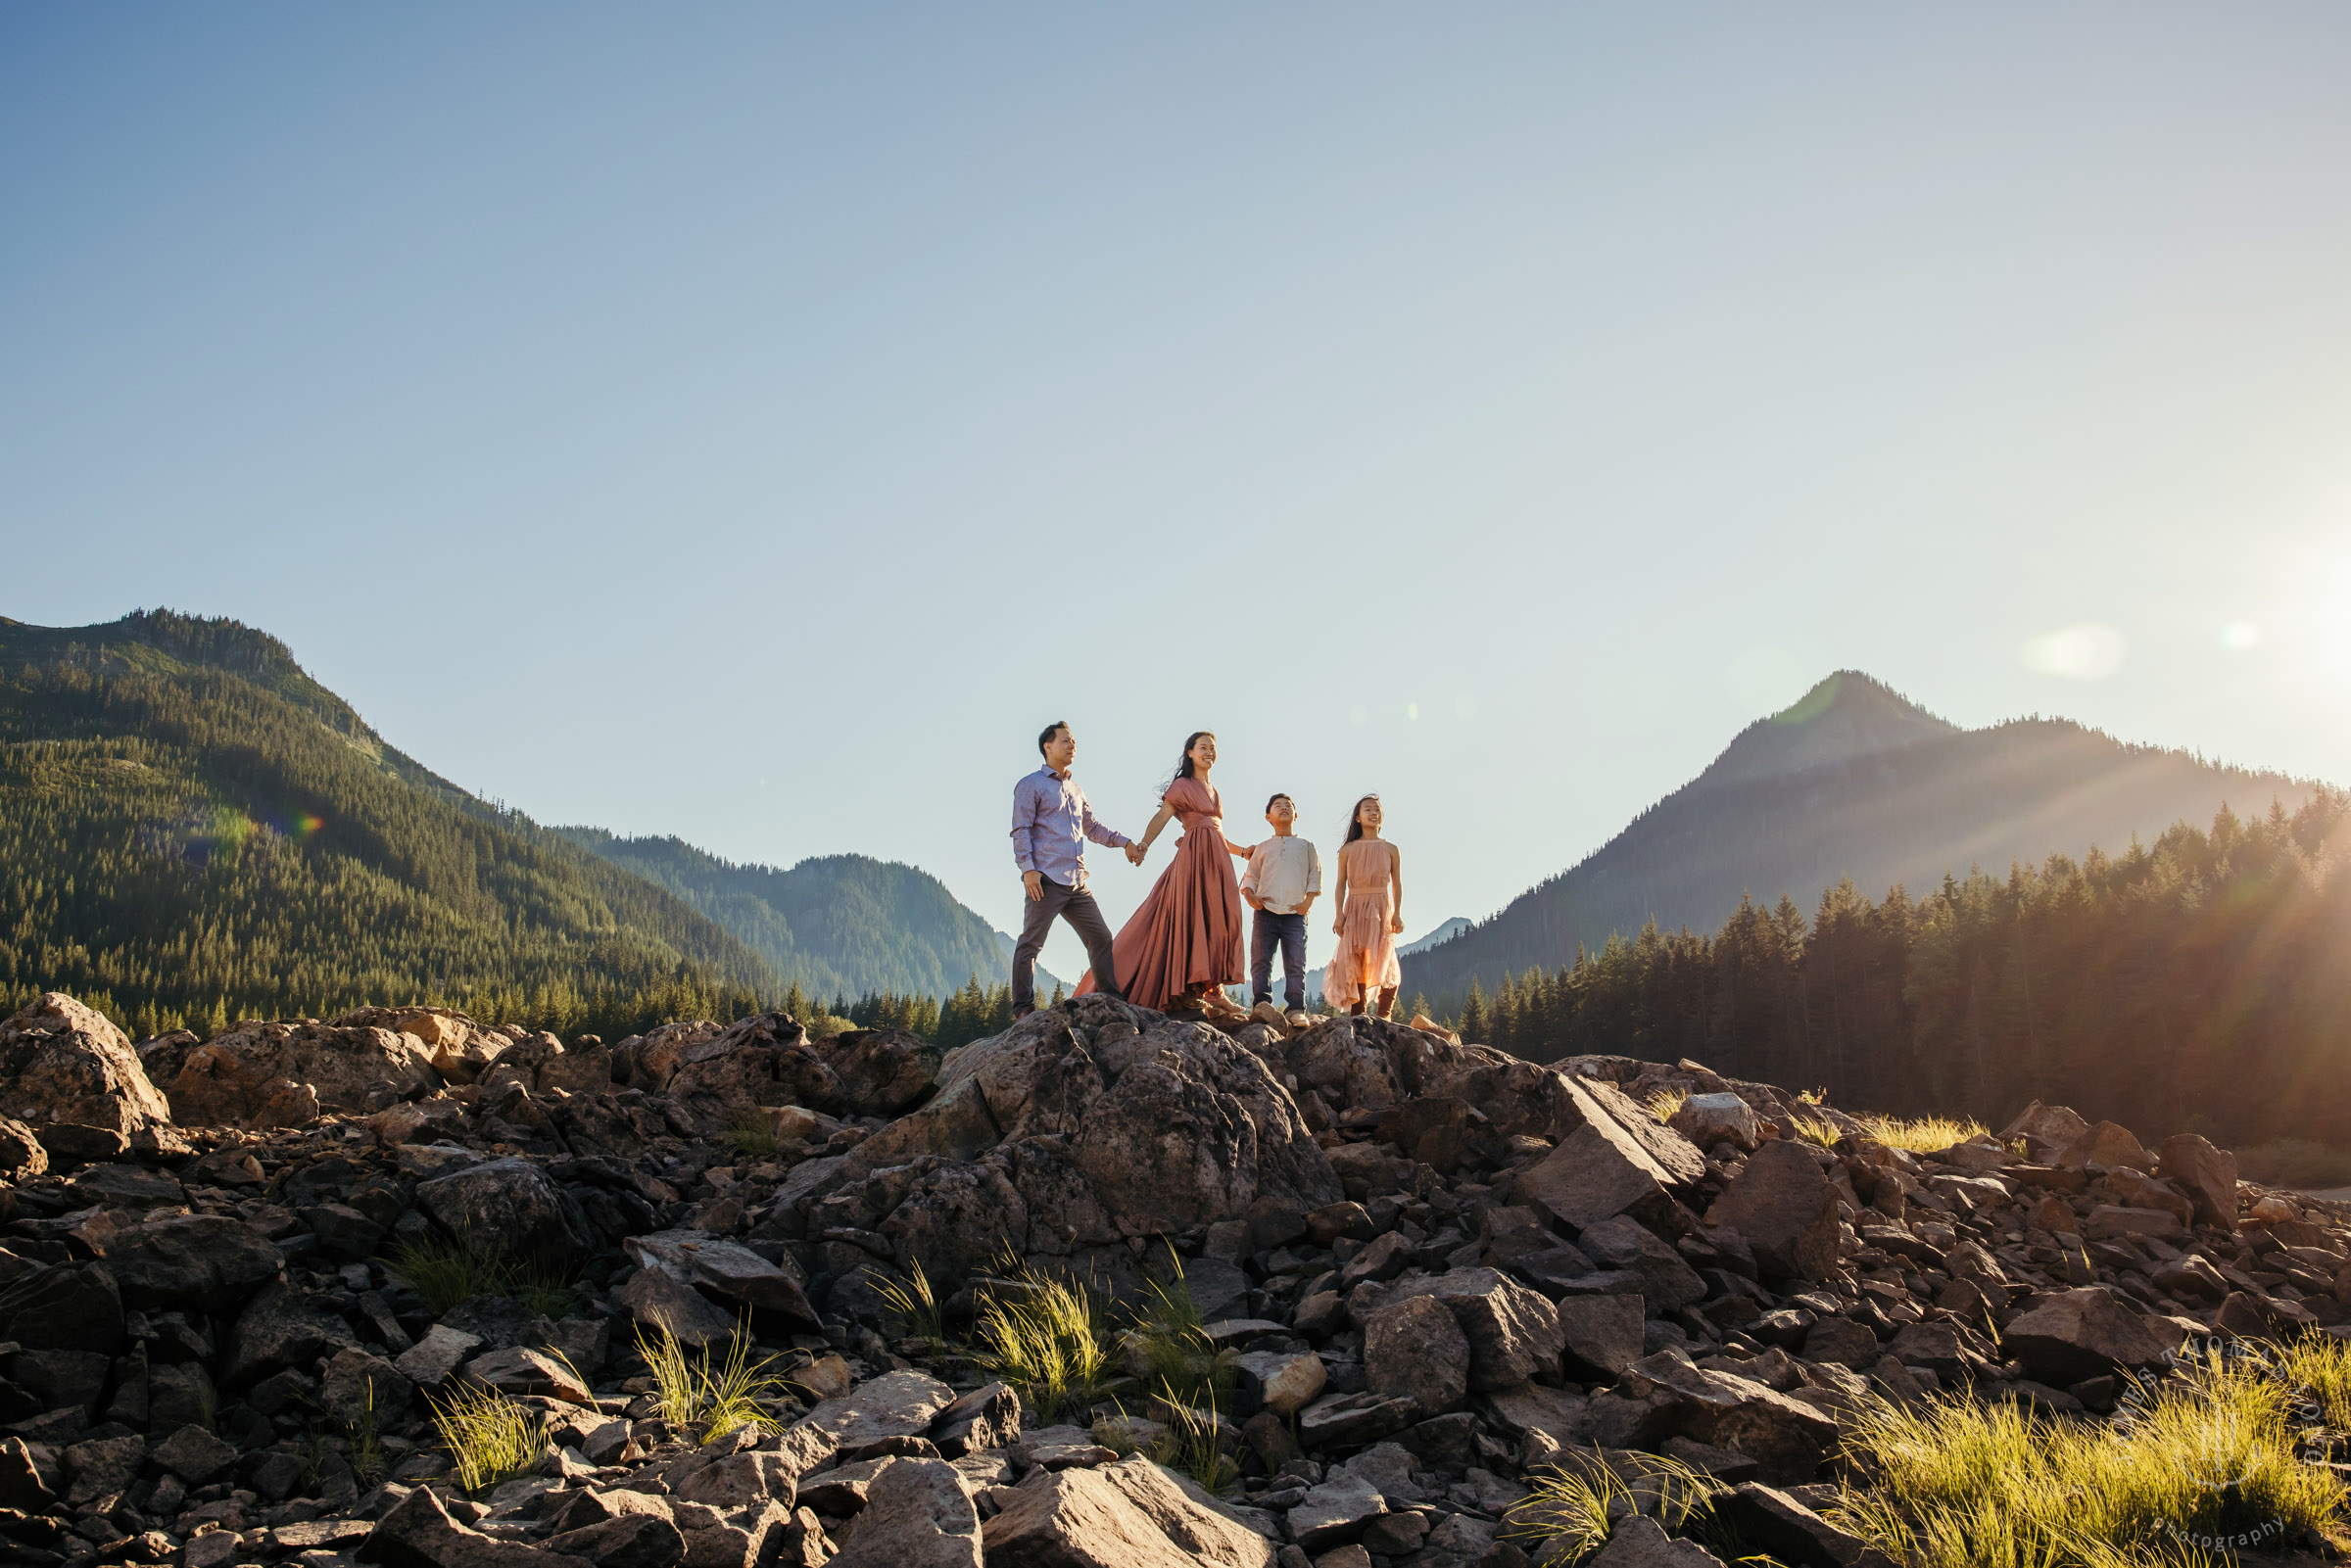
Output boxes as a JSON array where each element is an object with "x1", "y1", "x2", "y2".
[
  {"x1": 1504, "y1": 1449, "x2": 1720, "y2": 1562},
  {"x1": 1827, "y1": 1350, "x2": 2345, "y2": 1567},
  {"x1": 1857, "y1": 1113, "x2": 1993, "y2": 1153},
  {"x1": 2280, "y1": 1330, "x2": 2351, "y2": 1432},
  {"x1": 971, "y1": 1260, "x2": 1113, "y2": 1426},
  {"x1": 637, "y1": 1321, "x2": 793, "y2": 1440},
  {"x1": 426, "y1": 1381, "x2": 549, "y2": 1495},
  {"x1": 388, "y1": 1234, "x2": 578, "y2": 1318},
  {"x1": 1644, "y1": 1087, "x2": 1690, "y2": 1124},
  {"x1": 1788, "y1": 1115, "x2": 1846, "y2": 1150},
  {"x1": 869, "y1": 1258, "x2": 949, "y2": 1349}
]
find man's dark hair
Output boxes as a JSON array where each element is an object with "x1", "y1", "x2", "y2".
[
  {"x1": 1037, "y1": 721, "x2": 1070, "y2": 759},
  {"x1": 1266, "y1": 793, "x2": 1294, "y2": 812}
]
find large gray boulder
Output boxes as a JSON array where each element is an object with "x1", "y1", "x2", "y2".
[
  {"x1": 828, "y1": 1456, "x2": 983, "y2": 1568},
  {"x1": 1362, "y1": 1268, "x2": 1563, "y2": 1391},
  {"x1": 414, "y1": 1156, "x2": 593, "y2": 1264},
  {"x1": 1704, "y1": 1141, "x2": 1840, "y2": 1281},
  {"x1": 0, "y1": 993, "x2": 173, "y2": 1144},
  {"x1": 983, "y1": 1455, "x2": 1275, "y2": 1568},
  {"x1": 168, "y1": 1019, "x2": 440, "y2": 1125},
  {"x1": 1365, "y1": 1296, "x2": 1470, "y2": 1415},
  {"x1": 95, "y1": 1212, "x2": 283, "y2": 1312}
]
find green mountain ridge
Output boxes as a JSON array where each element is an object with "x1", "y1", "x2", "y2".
[
  {"x1": 552, "y1": 829, "x2": 1060, "y2": 1004},
  {"x1": 0, "y1": 610, "x2": 1028, "y2": 1039}
]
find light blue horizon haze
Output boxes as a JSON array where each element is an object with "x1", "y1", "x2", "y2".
[{"x1": 5, "y1": 5, "x2": 2350, "y2": 986}]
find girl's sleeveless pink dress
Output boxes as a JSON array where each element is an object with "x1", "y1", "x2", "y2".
[{"x1": 1323, "y1": 837, "x2": 1402, "y2": 1010}]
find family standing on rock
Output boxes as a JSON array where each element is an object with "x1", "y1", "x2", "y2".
[{"x1": 1009, "y1": 723, "x2": 1406, "y2": 1026}]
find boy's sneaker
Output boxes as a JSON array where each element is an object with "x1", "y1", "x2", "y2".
[
  {"x1": 1250, "y1": 1001, "x2": 1288, "y2": 1029},
  {"x1": 1284, "y1": 1009, "x2": 1313, "y2": 1029}
]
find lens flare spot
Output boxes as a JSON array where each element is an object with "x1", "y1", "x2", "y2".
[
  {"x1": 2020, "y1": 622, "x2": 2128, "y2": 682},
  {"x1": 2220, "y1": 623, "x2": 2260, "y2": 650}
]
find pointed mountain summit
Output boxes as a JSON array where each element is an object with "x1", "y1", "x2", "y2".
[{"x1": 1403, "y1": 670, "x2": 2322, "y2": 1008}]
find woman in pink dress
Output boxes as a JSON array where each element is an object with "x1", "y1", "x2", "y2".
[
  {"x1": 1075, "y1": 731, "x2": 1253, "y2": 1021},
  {"x1": 1325, "y1": 794, "x2": 1405, "y2": 1019}
]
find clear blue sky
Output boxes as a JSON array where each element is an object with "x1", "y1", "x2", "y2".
[{"x1": 6, "y1": 5, "x2": 2349, "y2": 984}]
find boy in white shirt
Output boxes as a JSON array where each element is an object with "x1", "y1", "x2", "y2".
[{"x1": 1241, "y1": 793, "x2": 1321, "y2": 1028}]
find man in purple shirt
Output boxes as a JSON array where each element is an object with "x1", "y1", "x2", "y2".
[{"x1": 1010, "y1": 720, "x2": 1145, "y2": 1018}]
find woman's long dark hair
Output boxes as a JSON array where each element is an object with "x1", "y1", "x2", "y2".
[
  {"x1": 1343, "y1": 794, "x2": 1379, "y2": 846},
  {"x1": 1159, "y1": 731, "x2": 1215, "y2": 800}
]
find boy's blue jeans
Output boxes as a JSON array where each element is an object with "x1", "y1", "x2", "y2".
[{"x1": 1251, "y1": 908, "x2": 1308, "y2": 1010}]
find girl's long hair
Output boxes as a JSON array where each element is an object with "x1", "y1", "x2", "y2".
[
  {"x1": 1343, "y1": 794, "x2": 1379, "y2": 847},
  {"x1": 1159, "y1": 731, "x2": 1215, "y2": 800}
]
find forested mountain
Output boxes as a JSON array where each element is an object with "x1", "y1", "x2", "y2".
[
  {"x1": 1405, "y1": 671, "x2": 2320, "y2": 1006},
  {"x1": 1450, "y1": 791, "x2": 2351, "y2": 1155},
  {"x1": 0, "y1": 610, "x2": 775, "y2": 1038},
  {"x1": 552, "y1": 830, "x2": 1058, "y2": 1003}
]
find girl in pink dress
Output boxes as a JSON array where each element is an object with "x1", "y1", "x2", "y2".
[
  {"x1": 1325, "y1": 794, "x2": 1405, "y2": 1018},
  {"x1": 1075, "y1": 731, "x2": 1253, "y2": 1020}
]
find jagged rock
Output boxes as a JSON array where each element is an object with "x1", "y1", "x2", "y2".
[
  {"x1": 1589, "y1": 1516, "x2": 1726, "y2": 1566},
  {"x1": 1289, "y1": 1468, "x2": 1388, "y2": 1550},
  {"x1": 336, "y1": 1006, "x2": 512, "y2": 1082},
  {"x1": 66, "y1": 1161, "x2": 184, "y2": 1208},
  {"x1": 1555, "y1": 1295, "x2": 1646, "y2": 1380},
  {"x1": 624, "y1": 1230, "x2": 820, "y2": 1330},
  {"x1": 617, "y1": 1267, "x2": 739, "y2": 1350},
  {"x1": 828, "y1": 1455, "x2": 983, "y2": 1568},
  {"x1": 62, "y1": 1431, "x2": 143, "y2": 1504},
  {"x1": 0, "y1": 1435, "x2": 55, "y2": 1510},
  {"x1": 670, "y1": 1448, "x2": 800, "y2": 1510},
  {"x1": 359, "y1": 1482, "x2": 595, "y2": 1567},
  {"x1": 170, "y1": 1018, "x2": 440, "y2": 1124},
  {"x1": 2103, "y1": 1170, "x2": 2193, "y2": 1228},
  {"x1": 2155, "y1": 1134, "x2": 2238, "y2": 1232},
  {"x1": 983, "y1": 1455, "x2": 1275, "y2": 1568},
  {"x1": 929, "y1": 1381, "x2": 1021, "y2": 1455},
  {"x1": 1236, "y1": 1349, "x2": 1328, "y2": 1416},
  {"x1": 1704, "y1": 1141, "x2": 1839, "y2": 1281},
  {"x1": 545, "y1": 1513, "x2": 686, "y2": 1568},
  {"x1": 1575, "y1": 1216, "x2": 1706, "y2": 1310},
  {"x1": 480, "y1": 1030, "x2": 613, "y2": 1098},
  {"x1": 796, "y1": 1369, "x2": 957, "y2": 1450},
  {"x1": 415, "y1": 1156, "x2": 594, "y2": 1264},
  {"x1": 2053, "y1": 1120, "x2": 2153, "y2": 1172},
  {"x1": 0, "y1": 1114, "x2": 48, "y2": 1180},
  {"x1": 1365, "y1": 1295, "x2": 1470, "y2": 1414},
  {"x1": 1618, "y1": 1353, "x2": 1840, "y2": 1484},
  {"x1": 2001, "y1": 1288, "x2": 2176, "y2": 1383},
  {"x1": 1515, "y1": 1076, "x2": 1699, "y2": 1231},
  {"x1": 95, "y1": 1211, "x2": 284, "y2": 1311},
  {"x1": 1368, "y1": 1269, "x2": 1564, "y2": 1391},
  {"x1": 0, "y1": 1261, "x2": 124, "y2": 1354},
  {"x1": 1299, "y1": 1391, "x2": 1421, "y2": 1448},
  {"x1": 396, "y1": 1323, "x2": 483, "y2": 1388},
  {"x1": 151, "y1": 1423, "x2": 239, "y2": 1486},
  {"x1": 320, "y1": 1347, "x2": 415, "y2": 1423},
  {"x1": 2084, "y1": 1205, "x2": 2185, "y2": 1242},
  {"x1": 226, "y1": 1279, "x2": 360, "y2": 1387},
  {"x1": 1399, "y1": 1515, "x2": 1507, "y2": 1568},
  {"x1": 2000, "y1": 1102, "x2": 2091, "y2": 1163},
  {"x1": 467, "y1": 1345, "x2": 592, "y2": 1404},
  {"x1": 1800, "y1": 1317, "x2": 1880, "y2": 1369},
  {"x1": 1711, "y1": 1483, "x2": 1895, "y2": 1568},
  {"x1": 0, "y1": 992, "x2": 173, "y2": 1142},
  {"x1": 822, "y1": 1029, "x2": 946, "y2": 1117}
]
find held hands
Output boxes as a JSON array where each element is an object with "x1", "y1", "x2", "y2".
[
  {"x1": 1023, "y1": 871, "x2": 1044, "y2": 902},
  {"x1": 1125, "y1": 842, "x2": 1147, "y2": 866}
]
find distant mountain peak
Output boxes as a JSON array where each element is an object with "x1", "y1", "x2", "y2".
[{"x1": 1702, "y1": 670, "x2": 1957, "y2": 788}]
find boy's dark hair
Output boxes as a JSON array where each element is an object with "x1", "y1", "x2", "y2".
[
  {"x1": 1266, "y1": 793, "x2": 1294, "y2": 812},
  {"x1": 1037, "y1": 721, "x2": 1070, "y2": 758}
]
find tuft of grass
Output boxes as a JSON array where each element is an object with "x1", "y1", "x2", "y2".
[
  {"x1": 426, "y1": 1380, "x2": 550, "y2": 1495},
  {"x1": 719, "y1": 1111, "x2": 780, "y2": 1163},
  {"x1": 1858, "y1": 1113, "x2": 1993, "y2": 1153},
  {"x1": 2280, "y1": 1330, "x2": 2351, "y2": 1432},
  {"x1": 869, "y1": 1259, "x2": 949, "y2": 1349},
  {"x1": 1827, "y1": 1351, "x2": 2346, "y2": 1568},
  {"x1": 1125, "y1": 1252, "x2": 1236, "y2": 1413},
  {"x1": 1505, "y1": 1449, "x2": 1719, "y2": 1563},
  {"x1": 348, "y1": 1379, "x2": 386, "y2": 1489},
  {"x1": 1645, "y1": 1087, "x2": 1690, "y2": 1125},
  {"x1": 972, "y1": 1260, "x2": 1113, "y2": 1426},
  {"x1": 1789, "y1": 1115, "x2": 1845, "y2": 1150},
  {"x1": 1149, "y1": 1392, "x2": 1238, "y2": 1493},
  {"x1": 388, "y1": 1234, "x2": 578, "y2": 1318},
  {"x1": 637, "y1": 1319, "x2": 793, "y2": 1440}
]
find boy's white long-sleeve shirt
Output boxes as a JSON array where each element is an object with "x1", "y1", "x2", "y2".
[{"x1": 1241, "y1": 837, "x2": 1322, "y2": 914}]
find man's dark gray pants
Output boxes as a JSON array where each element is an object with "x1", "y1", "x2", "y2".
[{"x1": 1012, "y1": 877, "x2": 1122, "y2": 1012}]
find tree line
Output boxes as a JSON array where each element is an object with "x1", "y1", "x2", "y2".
[{"x1": 1434, "y1": 793, "x2": 2351, "y2": 1153}]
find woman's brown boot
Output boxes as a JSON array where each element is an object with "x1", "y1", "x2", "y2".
[{"x1": 1374, "y1": 987, "x2": 1398, "y2": 1020}]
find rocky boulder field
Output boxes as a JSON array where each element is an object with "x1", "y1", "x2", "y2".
[{"x1": 1, "y1": 988, "x2": 2347, "y2": 1568}]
